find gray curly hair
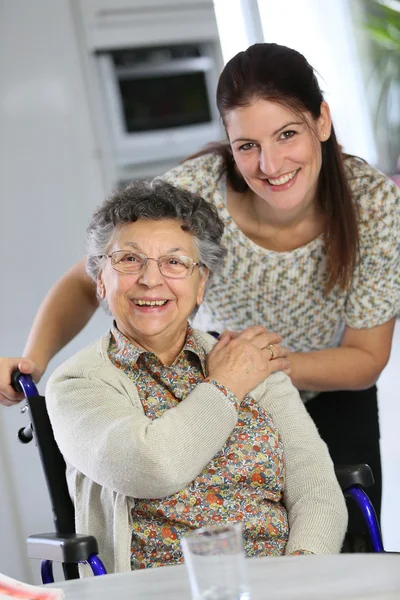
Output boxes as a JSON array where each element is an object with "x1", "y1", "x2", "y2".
[{"x1": 86, "y1": 179, "x2": 227, "y2": 305}]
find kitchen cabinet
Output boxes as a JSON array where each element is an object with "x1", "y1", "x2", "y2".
[{"x1": 77, "y1": 0, "x2": 220, "y2": 50}]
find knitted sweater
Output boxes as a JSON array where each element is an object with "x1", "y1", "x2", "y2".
[
  {"x1": 162, "y1": 155, "x2": 400, "y2": 364},
  {"x1": 46, "y1": 330, "x2": 347, "y2": 575}
]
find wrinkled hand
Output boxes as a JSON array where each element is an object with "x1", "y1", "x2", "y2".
[
  {"x1": 207, "y1": 326, "x2": 291, "y2": 400},
  {"x1": 218, "y1": 328, "x2": 292, "y2": 377},
  {"x1": 0, "y1": 357, "x2": 42, "y2": 406}
]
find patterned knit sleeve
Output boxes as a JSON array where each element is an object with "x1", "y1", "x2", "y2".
[
  {"x1": 157, "y1": 153, "x2": 224, "y2": 204},
  {"x1": 344, "y1": 162, "x2": 400, "y2": 328}
]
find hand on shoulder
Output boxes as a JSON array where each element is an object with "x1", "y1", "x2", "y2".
[{"x1": 206, "y1": 325, "x2": 291, "y2": 400}]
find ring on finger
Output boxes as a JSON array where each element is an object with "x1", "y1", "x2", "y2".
[{"x1": 267, "y1": 343, "x2": 275, "y2": 360}]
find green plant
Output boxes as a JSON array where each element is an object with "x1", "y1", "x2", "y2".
[{"x1": 363, "y1": 0, "x2": 400, "y2": 172}]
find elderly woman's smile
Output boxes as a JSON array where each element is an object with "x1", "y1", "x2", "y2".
[{"x1": 97, "y1": 219, "x2": 209, "y2": 364}]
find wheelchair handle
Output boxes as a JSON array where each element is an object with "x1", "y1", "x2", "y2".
[
  {"x1": 11, "y1": 369, "x2": 39, "y2": 398},
  {"x1": 12, "y1": 370, "x2": 39, "y2": 445}
]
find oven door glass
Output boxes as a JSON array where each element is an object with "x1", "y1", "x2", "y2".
[{"x1": 118, "y1": 71, "x2": 212, "y2": 132}]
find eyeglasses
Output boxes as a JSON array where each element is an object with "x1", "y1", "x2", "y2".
[{"x1": 101, "y1": 250, "x2": 202, "y2": 279}]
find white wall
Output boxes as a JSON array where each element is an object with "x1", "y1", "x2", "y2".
[
  {"x1": 378, "y1": 319, "x2": 400, "y2": 551},
  {"x1": 0, "y1": 0, "x2": 110, "y2": 583}
]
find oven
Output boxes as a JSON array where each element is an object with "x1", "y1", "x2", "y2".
[{"x1": 97, "y1": 42, "x2": 222, "y2": 167}]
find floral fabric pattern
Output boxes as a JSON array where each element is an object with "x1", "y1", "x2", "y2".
[{"x1": 108, "y1": 324, "x2": 288, "y2": 569}]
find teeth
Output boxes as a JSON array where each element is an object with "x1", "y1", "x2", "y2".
[
  {"x1": 267, "y1": 169, "x2": 298, "y2": 186},
  {"x1": 134, "y1": 300, "x2": 168, "y2": 306}
]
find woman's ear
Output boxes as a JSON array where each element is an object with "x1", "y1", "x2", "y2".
[
  {"x1": 318, "y1": 101, "x2": 332, "y2": 142},
  {"x1": 97, "y1": 274, "x2": 106, "y2": 299},
  {"x1": 196, "y1": 268, "x2": 210, "y2": 306}
]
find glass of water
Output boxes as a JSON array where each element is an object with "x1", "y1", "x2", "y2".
[{"x1": 181, "y1": 523, "x2": 251, "y2": 600}]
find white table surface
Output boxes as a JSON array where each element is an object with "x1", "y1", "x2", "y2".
[{"x1": 50, "y1": 554, "x2": 400, "y2": 600}]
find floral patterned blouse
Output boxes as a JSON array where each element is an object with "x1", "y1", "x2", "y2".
[{"x1": 108, "y1": 323, "x2": 290, "y2": 569}]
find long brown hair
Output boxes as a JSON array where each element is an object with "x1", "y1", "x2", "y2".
[{"x1": 188, "y1": 43, "x2": 359, "y2": 294}]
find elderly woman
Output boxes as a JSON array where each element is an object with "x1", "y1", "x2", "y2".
[{"x1": 46, "y1": 180, "x2": 347, "y2": 574}]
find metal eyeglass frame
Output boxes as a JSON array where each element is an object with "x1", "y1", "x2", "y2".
[{"x1": 100, "y1": 250, "x2": 202, "y2": 279}]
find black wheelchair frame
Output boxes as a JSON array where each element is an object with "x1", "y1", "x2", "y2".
[{"x1": 12, "y1": 372, "x2": 106, "y2": 582}]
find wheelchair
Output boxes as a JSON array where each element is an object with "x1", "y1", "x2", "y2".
[
  {"x1": 12, "y1": 371, "x2": 107, "y2": 583},
  {"x1": 12, "y1": 370, "x2": 384, "y2": 583}
]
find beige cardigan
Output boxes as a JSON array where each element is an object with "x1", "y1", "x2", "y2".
[{"x1": 46, "y1": 330, "x2": 347, "y2": 574}]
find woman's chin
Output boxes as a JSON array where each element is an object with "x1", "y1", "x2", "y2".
[
  {"x1": 122, "y1": 322, "x2": 170, "y2": 341},
  {"x1": 118, "y1": 316, "x2": 186, "y2": 345},
  {"x1": 259, "y1": 187, "x2": 310, "y2": 215}
]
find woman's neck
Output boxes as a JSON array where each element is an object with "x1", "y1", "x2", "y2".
[{"x1": 227, "y1": 184, "x2": 324, "y2": 252}]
